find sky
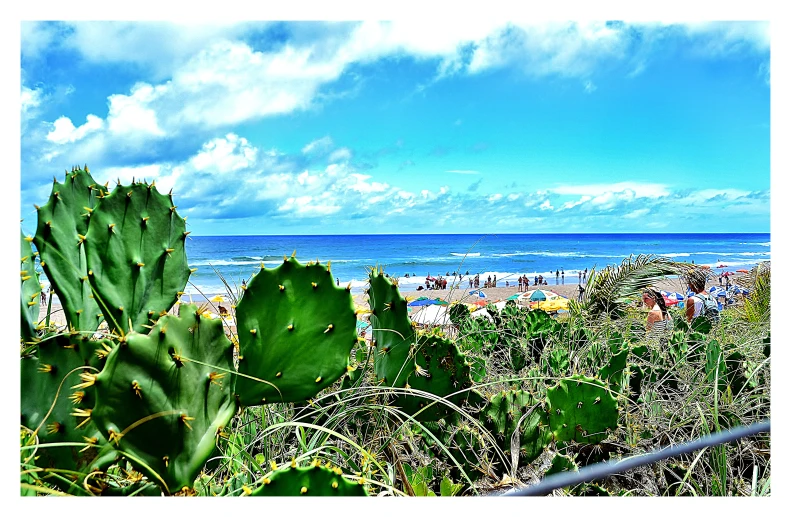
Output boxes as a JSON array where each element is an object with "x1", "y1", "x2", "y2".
[{"x1": 19, "y1": 19, "x2": 771, "y2": 236}]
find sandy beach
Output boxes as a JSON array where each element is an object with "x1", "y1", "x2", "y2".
[{"x1": 37, "y1": 272, "x2": 747, "y2": 329}]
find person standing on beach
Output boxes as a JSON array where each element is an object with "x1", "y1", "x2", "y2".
[
  {"x1": 561, "y1": 270, "x2": 565, "y2": 284},
  {"x1": 642, "y1": 288, "x2": 672, "y2": 336},
  {"x1": 583, "y1": 268, "x2": 587, "y2": 283},
  {"x1": 493, "y1": 274, "x2": 497, "y2": 287},
  {"x1": 518, "y1": 276, "x2": 523, "y2": 292},
  {"x1": 555, "y1": 269, "x2": 559, "y2": 285},
  {"x1": 578, "y1": 271, "x2": 582, "y2": 284},
  {"x1": 577, "y1": 284, "x2": 584, "y2": 302}
]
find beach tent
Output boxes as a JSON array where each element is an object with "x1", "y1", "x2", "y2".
[
  {"x1": 411, "y1": 304, "x2": 452, "y2": 326},
  {"x1": 470, "y1": 308, "x2": 494, "y2": 322}
]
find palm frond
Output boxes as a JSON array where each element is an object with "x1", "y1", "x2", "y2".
[{"x1": 574, "y1": 254, "x2": 685, "y2": 320}]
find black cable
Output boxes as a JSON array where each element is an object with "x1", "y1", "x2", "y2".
[{"x1": 501, "y1": 419, "x2": 770, "y2": 496}]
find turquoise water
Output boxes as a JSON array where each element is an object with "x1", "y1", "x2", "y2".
[{"x1": 183, "y1": 233, "x2": 770, "y2": 296}]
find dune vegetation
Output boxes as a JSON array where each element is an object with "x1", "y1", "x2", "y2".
[{"x1": 21, "y1": 167, "x2": 770, "y2": 497}]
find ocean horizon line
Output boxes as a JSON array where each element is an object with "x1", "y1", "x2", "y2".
[{"x1": 188, "y1": 231, "x2": 771, "y2": 238}]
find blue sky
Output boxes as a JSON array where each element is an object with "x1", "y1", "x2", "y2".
[{"x1": 19, "y1": 20, "x2": 770, "y2": 235}]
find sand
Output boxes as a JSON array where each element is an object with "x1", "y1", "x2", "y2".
[{"x1": 36, "y1": 272, "x2": 747, "y2": 328}]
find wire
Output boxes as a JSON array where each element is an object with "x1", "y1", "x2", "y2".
[{"x1": 501, "y1": 419, "x2": 770, "y2": 497}]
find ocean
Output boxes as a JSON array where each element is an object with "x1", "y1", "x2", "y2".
[{"x1": 183, "y1": 233, "x2": 771, "y2": 296}]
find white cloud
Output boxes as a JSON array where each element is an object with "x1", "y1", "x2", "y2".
[
  {"x1": 488, "y1": 193, "x2": 503, "y2": 202},
  {"x1": 21, "y1": 85, "x2": 43, "y2": 115},
  {"x1": 539, "y1": 200, "x2": 554, "y2": 210},
  {"x1": 329, "y1": 147, "x2": 352, "y2": 162},
  {"x1": 584, "y1": 80, "x2": 597, "y2": 93},
  {"x1": 550, "y1": 182, "x2": 669, "y2": 198},
  {"x1": 46, "y1": 114, "x2": 104, "y2": 144},
  {"x1": 302, "y1": 136, "x2": 335, "y2": 154},
  {"x1": 623, "y1": 208, "x2": 650, "y2": 219},
  {"x1": 190, "y1": 134, "x2": 258, "y2": 173}
]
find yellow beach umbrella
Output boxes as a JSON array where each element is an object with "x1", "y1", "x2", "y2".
[{"x1": 211, "y1": 295, "x2": 226, "y2": 303}]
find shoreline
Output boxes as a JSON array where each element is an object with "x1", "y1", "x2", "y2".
[{"x1": 37, "y1": 273, "x2": 747, "y2": 328}]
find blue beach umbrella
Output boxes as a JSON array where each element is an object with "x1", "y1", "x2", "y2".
[
  {"x1": 408, "y1": 298, "x2": 438, "y2": 307},
  {"x1": 708, "y1": 286, "x2": 727, "y2": 297},
  {"x1": 469, "y1": 290, "x2": 487, "y2": 298}
]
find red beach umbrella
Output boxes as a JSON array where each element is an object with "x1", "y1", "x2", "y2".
[{"x1": 736, "y1": 269, "x2": 749, "y2": 273}]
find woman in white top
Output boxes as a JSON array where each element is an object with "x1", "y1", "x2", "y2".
[{"x1": 642, "y1": 288, "x2": 672, "y2": 334}]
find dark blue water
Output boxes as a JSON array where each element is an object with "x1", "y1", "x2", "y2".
[{"x1": 183, "y1": 233, "x2": 770, "y2": 296}]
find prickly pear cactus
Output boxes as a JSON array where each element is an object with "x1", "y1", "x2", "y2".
[
  {"x1": 20, "y1": 334, "x2": 117, "y2": 492},
  {"x1": 394, "y1": 333, "x2": 474, "y2": 421},
  {"x1": 546, "y1": 374, "x2": 619, "y2": 445},
  {"x1": 84, "y1": 181, "x2": 190, "y2": 334},
  {"x1": 91, "y1": 304, "x2": 236, "y2": 494},
  {"x1": 545, "y1": 453, "x2": 578, "y2": 476},
  {"x1": 21, "y1": 232, "x2": 41, "y2": 343},
  {"x1": 479, "y1": 389, "x2": 552, "y2": 467},
  {"x1": 251, "y1": 464, "x2": 368, "y2": 496},
  {"x1": 598, "y1": 345, "x2": 629, "y2": 393},
  {"x1": 543, "y1": 347, "x2": 570, "y2": 377},
  {"x1": 367, "y1": 268, "x2": 416, "y2": 387},
  {"x1": 234, "y1": 257, "x2": 357, "y2": 406},
  {"x1": 33, "y1": 167, "x2": 107, "y2": 332}
]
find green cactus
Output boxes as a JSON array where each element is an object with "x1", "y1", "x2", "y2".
[
  {"x1": 251, "y1": 464, "x2": 368, "y2": 496},
  {"x1": 546, "y1": 374, "x2": 619, "y2": 445},
  {"x1": 479, "y1": 389, "x2": 552, "y2": 468},
  {"x1": 543, "y1": 348, "x2": 570, "y2": 377},
  {"x1": 545, "y1": 452, "x2": 578, "y2": 476},
  {"x1": 393, "y1": 333, "x2": 474, "y2": 421},
  {"x1": 20, "y1": 334, "x2": 117, "y2": 493},
  {"x1": 84, "y1": 180, "x2": 190, "y2": 334},
  {"x1": 598, "y1": 345, "x2": 629, "y2": 394},
  {"x1": 91, "y1": 304, "x2": 237, "y2": 494},
  {"x1": 21, "y1": 232, "x2": 42, "y2": 343},
  {"x1": 367, "y1": 268, "x2": 416, "y2": 387},
  {"x1": 33, "y1": 167, "x2": 107, "y2": 332},
  {"x1": 234, "y1": 257, "x2": 357, "y2": 406}
]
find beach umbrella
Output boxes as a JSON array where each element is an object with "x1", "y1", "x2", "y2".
[
  {"x1": 506, "y1": 294, "x2": 521, "y2": 301},
  {"x1": 736, "y1": 269, "x2": 749, "y2": 274},
  {"x1": 526, "y1": 289, "x2": 559, "y2": 302},
  {"x1": 708, "y1": 286, "x2": 727, "y2": 297},
  {"x1": 533, "y1": 298, "x2": 569, "y2": 312},
  {"x1": 211, "y1": 295, "x2": 226, "y2": 303},
  {"x1": 408, "y1": 298, "x2": 438, "y2": 307},
  {"x1": 492, "y1": 300, "x2": 507, "y2": 311},
  {"x1": 716, "y1": 264, "x2": 728, "y2": 268},
  {"x1": 660, "y1": 290, "x2": 684, "y2": 306},
  {"x1": 434, "y1": 299, "x2": 450, "y2": 306},
  {"x1": 411, "y1": 304, "x2": 451, "y2": 326},
  {"x1": 469, "y1": 290, "x2": 487, "y2": 298}
]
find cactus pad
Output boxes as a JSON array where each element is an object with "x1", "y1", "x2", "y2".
[
  {"x1": 20, "y1": 334, "x2": 117, "y2": 491},
  {"x1": 21, "y1": 232, "x2": 41, "y2": 343},
  {"x1": 84, "y1": 181, "x2": 189, "y2": 334},
  {"x1": 91, "y1": 304, "x2": 236, "y2": 494},
  {"x1": 251, "y1": 464, "x2": 368, "y2": 496},
  {"x1": 392, "y1": 333, "x2": 474, "y2": 421},
  {"x1": 546, "y1": 374, "x2": 619, "y2": 444},
  {"x1": 234, "y1": 257, "x2": 357, "y2": 406},
  {"x1": 480, "y1": 389, "x2": 552, "y2": 467},
  {"x1": 367, "y1": 269, "x2": 416, "y2": 387},
  {"x1": 33, "y1": 167, "x2": 107, "y2": 332}
]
